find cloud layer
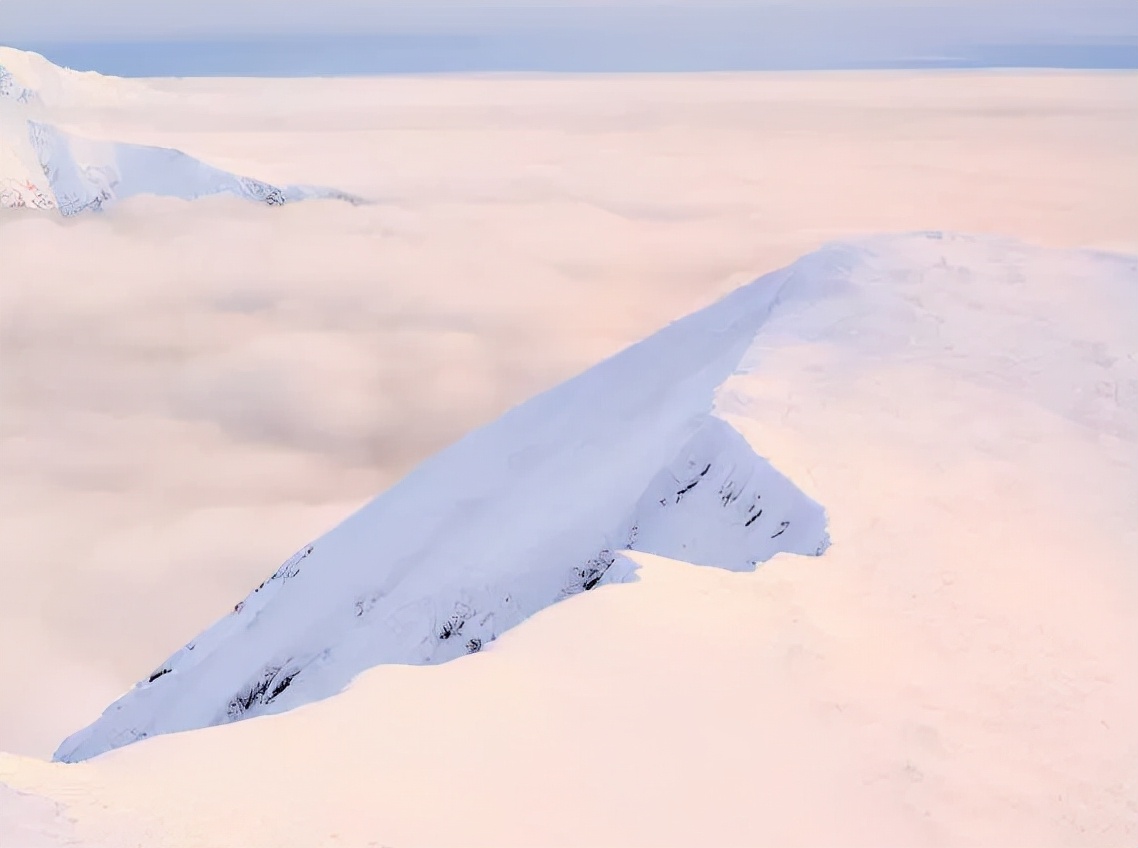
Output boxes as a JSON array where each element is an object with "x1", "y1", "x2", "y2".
[{"x1": 1, "y1": 70, "x2": 1136, "y2": 756}]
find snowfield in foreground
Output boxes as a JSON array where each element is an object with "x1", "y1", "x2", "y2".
[
  {"x1": 0, "y1": 47, "x2": 355, "y2": 214},
  {"x1": 4, "y1": 232, "x2": 1133, "y2": 847}
]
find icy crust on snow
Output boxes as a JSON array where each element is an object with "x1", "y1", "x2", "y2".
[
  {"x1": 0, "y1": 49, "x2": 356, "y2": 214},
  {"x1": 54, "y1": 248, "x2": 835, "y2": 763}
]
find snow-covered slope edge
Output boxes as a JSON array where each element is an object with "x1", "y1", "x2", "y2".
[
  {"x1": 0, "y1": 48, "x2": 358, "y2": 214},
  {"x1": 54, "y1": 245, "x2": 835, "y2": 763}
]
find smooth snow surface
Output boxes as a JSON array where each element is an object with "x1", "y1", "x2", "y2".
[
  {"x1": 4, "y1": 232, "x2": 1136, "y2": 847},
  {"x1": 55, "y1": 249, "x2": 831, "y2": 762},
  {"x1": 0, "y1": 47, "x2": 354, "y2": 213},
  {"x1": 0, "y1": 783, "x2": 94, "y2": 848}
]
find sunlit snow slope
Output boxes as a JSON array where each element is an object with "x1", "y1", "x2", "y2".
[
  {"x1": 0, "y1": 47, "x2": 354, "y2": 213},
  {"x1": 55, "y1": 246, "x2": 832, "y2": 762},
  {"x1": 8, "y1": 232, "x2": 1134, "y2": 848}
]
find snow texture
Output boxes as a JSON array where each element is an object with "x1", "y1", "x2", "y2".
[
  {"x1": 55, "y1": 248, "x2": 830, "y2": 762},
  {"x1": 10, "y1": 232, "x2": 1132, "y2": 848},
  {"x1": 0, "y1": 48, "x2": 355, "y2": 214}
]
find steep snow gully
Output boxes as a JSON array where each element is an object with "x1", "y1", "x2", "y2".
[
  {"x1": 0, "y1": 48, "x2": 355, "y2": 214},
  {"x1": 54, "y1": 242, "x2": 842, "y2": 763}
]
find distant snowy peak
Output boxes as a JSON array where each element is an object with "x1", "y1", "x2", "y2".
[
  {"x1": 0, "y1": 45, "x2": 132, "y2": 108},
  {"x1": 0, "y1": 52, "x2": 52, "y2": 210},
  {"x1": 24, "y1": 119, "x2": 359, "y2": 216},
  {"x1": 0, "y1": 47, "x2": 358, "y2": 215},
  {"x1": 54, "y1": 244, "x2": 838, "y2": 764}
]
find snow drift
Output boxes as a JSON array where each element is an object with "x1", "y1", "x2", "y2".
[
  {"x1": 0, "y1": 47, "x2": 355, "y2": 214},
  {"x1": 55, "y1": 241, "x2": 832, "y2": 762}
]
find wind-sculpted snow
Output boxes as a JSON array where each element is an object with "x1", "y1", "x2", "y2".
[
  {"x1": 629, "y1": 417, "x2": 829, "y2": 571},
  {"x1": 0, "y1": 49, "x2": 357, "y2": 214},
  {"x1": 54, "y1": 247, "x2": 835, "y2": 763}
]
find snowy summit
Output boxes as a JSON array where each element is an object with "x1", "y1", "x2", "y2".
[{"x1": 0, "y1": 47, "x2": 356, "y2": 214}]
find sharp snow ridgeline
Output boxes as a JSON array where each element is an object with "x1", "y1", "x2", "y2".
[
  {"x1": 0, "y1": 47, "x2": 356, "y2": 214},
  {"x1": 54, "y1": 239, "x2": 845, "y2": 763}
]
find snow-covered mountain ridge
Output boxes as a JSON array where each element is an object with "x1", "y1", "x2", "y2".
[
  {"x1": 54, "y1": 235, "x2": 844, "y2": 763},
  {"x1": 5, "y1": 231, "x2": 1132, "y2": 847},
  {"x1": 0, "y1": 47, "x2": 355, "y2": 213},
  {"x1": 52, "y1": 230, "x2": 1138, "y2": 769}
]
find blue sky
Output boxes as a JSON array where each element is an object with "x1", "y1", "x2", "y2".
[{"x1": 2, "y1": 1, "x2": 1136, "y2": 74}]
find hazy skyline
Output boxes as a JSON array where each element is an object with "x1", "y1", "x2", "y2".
[
  {"x1": 2, "y1": 0, "x2": 1134, "y2": 41},
  {"x1": 3, "y1": 0, "x2": 1136, "y2": 74}
]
